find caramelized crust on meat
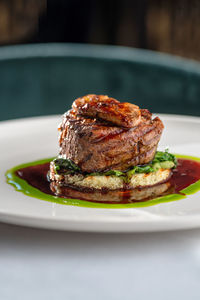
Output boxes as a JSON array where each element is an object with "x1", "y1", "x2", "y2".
[
  {"x1": 58, "y1": 95, "x2": 164, "y2": 173},
  {"x1": 72, "y1": 94, "x2": 141, "y2": 128}
]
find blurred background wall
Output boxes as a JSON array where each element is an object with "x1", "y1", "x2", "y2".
[
  {"x1": 0, "y1": 0, "x2": 200, "y2": 61},
  {"x1": 0, "y1": 0, "x2": 200, "y2": 121}
]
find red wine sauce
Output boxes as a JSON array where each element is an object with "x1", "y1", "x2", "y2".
[{"x1": 16, "y1": 159, "x2": 200, "y2": 202}]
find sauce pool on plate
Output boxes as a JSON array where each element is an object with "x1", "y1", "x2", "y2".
[{"x1": 5, "y1": 155, "x2": 200, "y2": 209}]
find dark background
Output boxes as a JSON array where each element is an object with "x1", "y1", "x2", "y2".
[
  {"x1": 0, "y1": 0, "x2": 200, "y2": 121},
  {"x1": 0, "y1": 0, "x2": 200, "y2": 61}
]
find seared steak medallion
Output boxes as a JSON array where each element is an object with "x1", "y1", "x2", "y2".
[{"x1": 58, "y1": 94, "x2": 164, "y2": 173}]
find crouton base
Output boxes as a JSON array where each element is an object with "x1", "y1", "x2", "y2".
[{"x1": 50, "y1": 164, "x2": 171, "y2": 191}]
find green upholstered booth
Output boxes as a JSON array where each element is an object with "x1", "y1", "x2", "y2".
[{"x1": 0, "y1": 43, "x2": 200, "y2": 121}]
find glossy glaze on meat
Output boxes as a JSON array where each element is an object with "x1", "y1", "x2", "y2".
[
  {"x1": 58, "y1": 95, "x2": 164, "y2": 173},
  {"x1": 72, "y1": 94, "x2": 141, "y2": 128}
]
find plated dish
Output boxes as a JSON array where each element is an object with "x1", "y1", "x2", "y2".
[
  {"x1": 1, "y1": 114, "x2": 200, "y2": 231},
  {"x1": 5, "y1": 95, "x2": 200, "y2": 209}
]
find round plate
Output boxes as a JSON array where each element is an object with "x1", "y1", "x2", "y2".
[{"x1": 1, "y1": 114, "x2": 200, "y2": 232}]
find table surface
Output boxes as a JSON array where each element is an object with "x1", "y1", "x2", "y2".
[{"x1": 1, "y1": 223, "x2": 200, "y2": 300}]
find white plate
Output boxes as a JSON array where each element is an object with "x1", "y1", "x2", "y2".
[{"x1": 1, "y1": 114, "x2": 200, "y2": 232}]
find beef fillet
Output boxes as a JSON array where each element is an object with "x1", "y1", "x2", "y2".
[{"x1": 58, "y1": 94, "x2": 164, "y2": 173}]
